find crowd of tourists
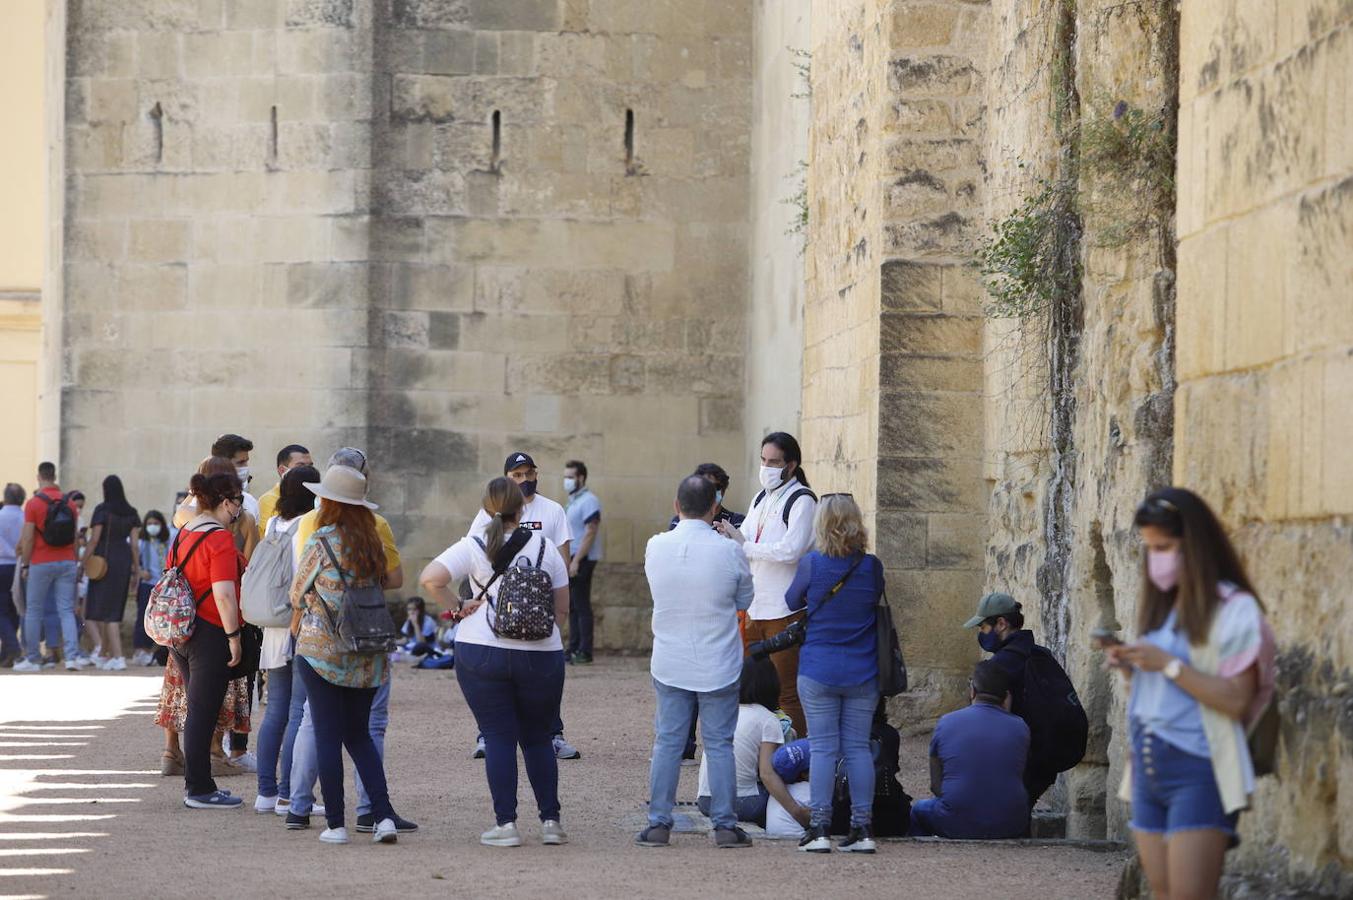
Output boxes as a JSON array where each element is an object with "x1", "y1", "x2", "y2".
[{"x1": 1, "y1": 429, "x2": 1278, "y2": 896}]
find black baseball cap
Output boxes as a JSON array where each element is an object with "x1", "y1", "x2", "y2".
[{"x1": 504, "y1": 452, "x2": 536, "y2": 474}]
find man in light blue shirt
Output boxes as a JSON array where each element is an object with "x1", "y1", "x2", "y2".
[{"x1": 638, "y1": 475, "x2": 753, "y2": 849}]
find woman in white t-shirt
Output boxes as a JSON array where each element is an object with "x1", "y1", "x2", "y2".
[
  {"x1": 253, "y1": 465, "x2": 320, "y2": 815},
  {"x1": 419, "y1": 477, "x2": 571, "y2": 848},
  {"x1": 696, "y1": 657, "x2": 810, "y2": 828}
]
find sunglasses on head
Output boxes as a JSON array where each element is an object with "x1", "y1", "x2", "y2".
[
  {"x1": 1145, "y1": 496, "x2": 1178, "y2": 513},
  {"x1": 821, "y1": 492, "x2": 854, "y2": 500}
]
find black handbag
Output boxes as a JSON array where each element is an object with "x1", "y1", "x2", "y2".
[
  {"x1": 234, "y1": 623, "x2": 264, "y2": 678},
  {"x1": 877, "y1": 590, "x2": 908, "y2": 696}
]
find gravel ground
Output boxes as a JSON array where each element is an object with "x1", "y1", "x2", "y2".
[{"x1": 0, "y1": 658, "x2": 1128, "y2": 899}]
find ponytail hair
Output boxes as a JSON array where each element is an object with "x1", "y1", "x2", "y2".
[
  {"x1": 762, "y1": 431, "x2": 810, "y2": 488},
  {"x1": 482, "y1": 477, "x2": 526, "y2": 559},
  {"x1": 188, "y1": 471, "x2": 241, "y2": 512}
]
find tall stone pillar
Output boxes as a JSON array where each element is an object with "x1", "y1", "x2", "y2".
[{"x1": 806, "y1": 0, "x2": 989, "y2": 719}]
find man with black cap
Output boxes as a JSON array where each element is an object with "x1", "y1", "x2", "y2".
[
  {"x1": 964, "y1": 591, "x2": 1080, "y2": 808},
  {"x1": 909, "y1": 660, "x2": 1030, "y2": 839},
  {"x1": 467, "y1": 451, "x2": 580, "y2": 760}
]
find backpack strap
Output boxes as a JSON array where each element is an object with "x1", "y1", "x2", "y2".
[
  {"x1": 782, "y1": 486, "x2": 817, "y2": 526},
  {"x1": 469, "y1": 529, "x2": 532, "y2": 604},
  {"x1": 173, "y1": 523, "x2": 225, "y2": 604},
  {"x1": 317, "y1": 537, "x2": 349, "y2": 588},
  {"x1": 534, "y1": 537, "x2": 546, "y2": 568}
]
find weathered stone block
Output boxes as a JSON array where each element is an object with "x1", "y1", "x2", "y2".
[
  {"x1": 881, "y1": 312, "x2": 982, "y2": 357},
  {"x1": 875, "y1": 511, "x2": 929, "y2": 569},
  {"x1": 391, "y1": 74, "x2": 456, "y2": 123},
  {"x1": 881, "y1": 259, "x2": 942, "y2": 311},
  {"x1": 285, "y1": 0, "x2": 355, "y2": 28},
  {"x1": 890, "y1": 4, "x2": 961, "y2": 50},
  {"x1": 878, "y1": 391, "x2": 983, "y2": 459},
  {"x1": 127, "y1": 219, "x2": 189, "y2": 263},
  {"x1": 880, "y1": 354, "x2": 983, "y2": 393},
  {"x1": 926, "y1": 513, "x2": 985, "y2": 569},
  {"x1": 884, "y1": 212, "x2": 976, "y2": 256},
  {"x1": 878, "y1": 456, "x2": 986, "y2": 513},
  {"x1": 422, "y1": 28, "x2": 477, "y2": 74},
  {"x1": 698, "y1": 396, "x2": 741, "y2": 435},
  {"x1": 888, "y1": 55, "x2": 978, "y2": 97}
]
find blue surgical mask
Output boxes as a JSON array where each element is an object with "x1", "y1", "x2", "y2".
[
  {"x1": 520, "y1": 479, "x2": 538, "y2": 498},
  {"x1": 978, "y1": 630, "x2": 1003, "y2": 653}
]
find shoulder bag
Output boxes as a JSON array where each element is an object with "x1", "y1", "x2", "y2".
[
  {"x1": 85, "y1": 516, "x2": 114, "y2": 582},
  {"x1": 316, "y1": 537, "x2": 399, "y2": 654}
]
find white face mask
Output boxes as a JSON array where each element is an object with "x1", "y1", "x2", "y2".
[
  {"x1": 759, "y1": 465, "x2": 786, "y2": 493},
  {"x1": 236, "y1": 466, "x2": 251, "y2": 487},
  {"x1": 146, "y1": 523, "x2": 162, "y2": 537},
  {"x1": 563, "y1": 477, "x2": 578, "y2": 495}
]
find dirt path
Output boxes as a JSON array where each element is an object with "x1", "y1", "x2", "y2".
[{"x1": 0, "y1": 658, "x2": 1128, "y2": 899}]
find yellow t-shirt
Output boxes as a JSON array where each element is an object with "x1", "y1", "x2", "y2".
[
  {"x1": 290, "y1": 508, "x2": 402, "y2": 573},
  {"x1": 257, "y1": 483, "x2": 281, "y2": 538}
]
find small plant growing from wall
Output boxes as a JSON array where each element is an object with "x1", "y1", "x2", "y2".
[
  {"x1": 783, "y1": 159, "x2": 809, "y2": 251},
  {"x1": 1080, "y1": 96, "x2": 1176, "y2": 247},
  {"x1": 977, "y1": 172, "x2": 1081, "y2": 319}
]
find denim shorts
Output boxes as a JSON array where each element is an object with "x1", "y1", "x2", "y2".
[{"x1": 1130, "y1": 729, "x2": 1239, "y2": 841}]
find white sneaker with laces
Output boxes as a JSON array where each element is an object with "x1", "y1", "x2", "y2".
[
  {"x1": 254, "y1": 794, "x2": 277, "y2": 814},
  {"x1": 480, "y1": 822, "x2": 522, "y2": 847},
  {"x1": 102, "y1": 657, "x2": 127, "y2": 671},
  {"x1": 273, "y1": 798, "x2": 291, "y2": 817},
  {"x1": 319, "y1": 826, "x2": 349, "y2": 844},
  {"x1": 65, "y1": 658, "x2": 83, "y2": 671},
  {"x1": 69, "y1": 655, "x2": 95, "y2": 669},
  {"x1": 12, "y1": 659, "x2": 41, "y2": 672},
  {"x1": 373, "y1": 818, "x2": 398, "y2": 844}
]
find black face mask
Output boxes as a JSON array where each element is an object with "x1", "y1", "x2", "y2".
[{"x1": 520, "y1": 479, "x2": 538, "y2": 498}]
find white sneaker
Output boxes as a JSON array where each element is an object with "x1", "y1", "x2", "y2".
[
  {"x1": 130, "y1": 650, "x2": 150, "y2": 666},
  {"x1": 12, "y1": 659, "x2": 41, "y2": 672},
  {"x1": 103, "y1": 657, "x2": 127, "y2": 671},
  {"x1": 65, "y1": 658, "x2": 83, "y2": 671},
  {"x1": 541, "y1": 820, "x2": 567, "y2": 845},
  {"x1": 480, "y1": 822, "x2": 522, "y2": 847},
  {"x1": 319, "y1": 826, "x2": 349, "y2": 844},
  {"x1": 225, "y1": 751, "x2": 258, "y2": 773},
  {"x1": 254, "y1": 794, "x2": 277, "y2": 814},
  {"x1": 372, "y1": 818, "x2": 398, "y2": 844},
  {"x1": 89, "y1": 649, "x2": 106, "y2": 665},
  {"x1": 273, "y1": 798, "x2": 291, "y2": 817},
  {"x1": 69, "y1": 655, "x2": 95, "y2": 669}
]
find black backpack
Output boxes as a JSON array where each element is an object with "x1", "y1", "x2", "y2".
[
  {"x1": 829, "y1": 725, "x2": 912, "y2": 836},
  {"x1": 750, "y1": 485, "x2": 817, "y2": 527},
  {"x1": 37, "y1": 493, "x2": 77, "y2": 547},
  {"x1": 1018, "y1": 645, "x2": 1089, "y2": 774}
]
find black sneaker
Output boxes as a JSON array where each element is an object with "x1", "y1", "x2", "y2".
[
  {"x1": 285, "y1": 812, "x2": 310, "y2": 830},
  {"x1": 713, "y1": 826, "x2": 753, "y2": 849},
  {"x1": 838, "y1": 825, "x2": 876, "y2": 853},
  {"x1": 572, "y1": 653, "x2": 593, "y2": 666},
  {"x1": 357, "y1": 813, "x2": 419, "y2": 834},
  {"x1": 798, "y1": 825, "x2": 831, "y2": 853}
]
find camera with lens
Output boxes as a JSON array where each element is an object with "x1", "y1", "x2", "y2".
[{"x1": 749, "y1": 619, "x2": 806, "y2": 659}]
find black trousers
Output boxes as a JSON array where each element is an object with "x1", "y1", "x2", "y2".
[
  {"x1": 171, "y1": 620, "x2": 233, "y2": 797},
  {"x1": 566, "y1": 559, "x2": 597, "y2": 657}
]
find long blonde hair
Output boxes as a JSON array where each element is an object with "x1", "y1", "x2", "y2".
[{"x1": 814, "y1": 494, "x2": 868, "y2": 557}]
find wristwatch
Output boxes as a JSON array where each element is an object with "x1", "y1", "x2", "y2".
[{"x1": 1163, "y1": 657, "x2": 1184, "y2": 681}]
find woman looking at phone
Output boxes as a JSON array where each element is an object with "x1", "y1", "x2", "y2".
[{"x1": 1105, "y1": 488, "x2": 1276, "y2": 900}]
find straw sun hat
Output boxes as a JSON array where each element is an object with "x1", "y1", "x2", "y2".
[{"x1": 304, "y1": 465, "x2": 378, "y2": 510}]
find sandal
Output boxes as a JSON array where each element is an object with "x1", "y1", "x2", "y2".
[{"x1": 160, "y1": 751, "x2": 184, "y2": 777}]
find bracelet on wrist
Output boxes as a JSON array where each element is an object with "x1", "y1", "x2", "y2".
[{"x1": 224, "y1": 628, "x2": 241, "y2": 639}]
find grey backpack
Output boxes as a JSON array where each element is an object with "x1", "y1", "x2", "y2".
[
  {"x1": 317, "y1": 537, "x2": 399, "y2": 654},
  {"x1": 240, "y1": 518, "x2": 295, "y2": 627},
  {"x1": 473, "y1": 536, "x2": 556, "y2": 642}
]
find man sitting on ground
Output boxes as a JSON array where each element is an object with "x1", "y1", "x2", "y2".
[{"x1": 910, "y1": 661, "x2": 1029, "y2": 840}]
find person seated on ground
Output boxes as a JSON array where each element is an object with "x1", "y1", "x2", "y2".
[
  {"x1": 964, "y1": 591, "x2": 1086, "y2": 809},
  {"x1": 696, "y1": 657, "x2": 808, "y2": 829},
  {"x1": 910, "y1": 660, "x2": 1029, "y2": 840},
  {"x1": 401, "y1": 596, "x2": 439, "y2": 655}
]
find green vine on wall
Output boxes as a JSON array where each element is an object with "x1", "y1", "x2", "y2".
[
  {"x1": 1080, "y1": 97, "x2": 1175, "y2": 247},
  {"x1": 977, "y1": 174, "x2": 1081, "y2": 320}
]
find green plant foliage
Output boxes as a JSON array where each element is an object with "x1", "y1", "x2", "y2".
[
  {"x1": 977, "y1": 176, "x2": 1081, "y2": 320},
  {"x1": 1080, "y1": 97, "x2": 1176, "y2": 245},
  {"x1": 782, "y1": 159, "x2": 809, "y2": 251}
]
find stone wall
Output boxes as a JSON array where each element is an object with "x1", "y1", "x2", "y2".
[
  {"x1": 743, "y1": 0, "x2": 810, "y2": 492},
  {"x1": 1174, "y1": 1, "x2": 1353, "y2": 893},
  {"x1": 53, "y1": 0, "x2": 755, "y2": 653}
]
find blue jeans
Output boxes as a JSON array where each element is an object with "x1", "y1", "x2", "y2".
[
  {"x1": 799, "y1": 674, "x2": 879, "y2": 827},
  {"x1": 1130, "y1": 728, "x2": 1239, "y2": 839},
  {"x1": 257, "y1": 662, "x2": 296, "y2": 800},
  {"x1": 648, "y1": 677, "x2": 738, "y2": 830},
  {"x1": 295, "y1": 657, "x2": 393, "y2": 830},
  {"x1": 697, "y1": 786, "x2": 769, "y2": 827},
  {"x1": 289, "y1": 665, "x2": 388, "y2": 815},
  {"x1": 24, "y1": 561, "x2": 78, "y2": 663},
  {"x1": 454, "y1": 641, "x2": 564, "y2": 825}
]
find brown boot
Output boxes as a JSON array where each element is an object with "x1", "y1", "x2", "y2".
[{"x1": 160, "y1": 751, "x2": 184, "y2": 777}]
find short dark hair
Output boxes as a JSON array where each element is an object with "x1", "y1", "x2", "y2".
[
  {"x1": 676, "y1": 475, "x2": 717, "y2": 518},
  {"x1": 693, "y1": 462, "x2": 730, "y2": 493},
  {"x1": 3, "y1": 483, "x2": 25, "y2": 505},
  {"x1": 564, "y1": 459, "x2": 588, "y2": 480},
  {"x1": 37, "y1": 462, "x2": 56, "y2": 481},
  {"x1": 761, "y1": 432, "x2": 810, "y2": 488},
  {"x1": 740, "y1": 656, "x2": 781, "y2": 710},
  {"x1": 987, "y1": 609, "x2": 1025, "y2": 630},
  {"x1": 142, "y1": 510, "x2": 170, "y2": 543},
  {"x1": 211, "y1": 433, "x2": 254, "y2": 459},
  {"x1": 276, "y1": 444, "x2": 310, "y2": 468},
  {"x1": 971, "y1": 660, "x2": 1011, "y2": 702}
]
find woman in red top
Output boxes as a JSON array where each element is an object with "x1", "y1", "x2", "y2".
[{"x1": 172, "y1": 470, "x2": 247, "y2": 809}]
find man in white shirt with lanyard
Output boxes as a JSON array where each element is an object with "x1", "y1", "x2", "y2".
[
  {"x1": 716, "y1": 432, "x2": 817, "y2": 737},
  {"x1": 467, "y1": 452, "x2": 582, "y2": 761}
]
